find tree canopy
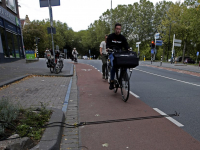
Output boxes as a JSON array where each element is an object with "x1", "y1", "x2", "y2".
[{"x1": 22, "y1": 0, "x2": 200, "y2": 61}]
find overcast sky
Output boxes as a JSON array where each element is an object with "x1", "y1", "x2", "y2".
[{"x1": 18, "y1": 0, "x2": 183, "y2": 32}]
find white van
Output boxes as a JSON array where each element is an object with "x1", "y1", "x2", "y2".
[{"x1": 83, "y1": 56, "x2": 88, "y2": 59}]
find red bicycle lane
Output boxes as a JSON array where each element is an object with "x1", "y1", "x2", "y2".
[{"x1": 76, "y1": 63, "x2": 200, "y2": 150}]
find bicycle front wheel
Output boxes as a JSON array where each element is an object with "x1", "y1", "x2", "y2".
[{"x1": 121, "y1": 71, "x2": 129, "y2": 102}]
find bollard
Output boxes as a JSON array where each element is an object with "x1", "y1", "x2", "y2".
[
  {"x1": 160, "y1": 55, "x2": 162, "y2": 66},
  {"x1": 144, "y1": 55, "x2": 145, "y2": 61}
]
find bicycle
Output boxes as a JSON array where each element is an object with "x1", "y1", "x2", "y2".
[
  {"x1": 46, "y1": 52, "x2": 64, "y2": 74},
  {"x1": 73, "y1": 54, "x2": 78, "y2": 63},
  {"x1": 107, "y1": 49, "x2": 139, "y2": 102}
]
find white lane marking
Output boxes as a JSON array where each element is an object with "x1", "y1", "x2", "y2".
[
  {"x1": 134, "y1": 68, "x2": 200, "y2": 87},
  {"x1": 153, "y1": 108, "x2": 184, "y2": 127},
  {"x1": 129, "y1": 91, "x2": 140, "y2": 98},
  {"x1": 98, "y1": 70, "x2": 100, "y2": 72}
]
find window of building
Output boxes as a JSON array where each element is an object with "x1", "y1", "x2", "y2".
[
  {"x1": 0, "y1": 27, "x2": 9, "y2": 58},
  {"x1": 13, "y1": 34, "x2": 19, "y2": 58},
  {"x1": 6, "y1": 0, "x2": 16, "y2": 13},
  {"x1": 18, "y1": 35, "x2": 23, "y2": 58},
  {"x1": 6, "y1": 31, "x2": 15, "y2": 58}
]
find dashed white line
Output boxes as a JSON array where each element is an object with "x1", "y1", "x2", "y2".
[
  {"x1": 153, "y1": 108, "x2": 184, "y2": 127},
  {"x1": 134, "y1": 68, "x2": 200, "y2": 87},
  {"x1": 129, "y1": 91, "x2": 140, "y2": 98}
]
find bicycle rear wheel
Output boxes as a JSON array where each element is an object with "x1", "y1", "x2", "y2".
[{"x1": 120, "y1": 71, "x2": 129, "y2": 102}]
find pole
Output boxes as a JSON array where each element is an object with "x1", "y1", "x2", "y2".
[
  {"x1": 110, "y1": 0, "x2": 112, "y2": 33},
  {"x1": 168, "y1": 23, "x2": 171, "y2": 62},
  {"x1": 48, "y1": 0, "x2": 55, "y2": 63},
  {"x1": 171, "y1": 34, "x2": 175, "y2": 64},
  {"x1": 160, "y1": 55, "x2": 162, "y2": 66}
]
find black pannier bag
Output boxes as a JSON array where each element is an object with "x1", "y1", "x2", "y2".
[{"x1": 113, "y1": 51, "x2": 139, "y2": 68}]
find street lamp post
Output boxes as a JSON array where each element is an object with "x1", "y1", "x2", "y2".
[{"x1": 168, "y1": 23, "x2": 171, "y2": 63}]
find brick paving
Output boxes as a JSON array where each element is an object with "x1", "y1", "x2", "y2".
[{"x1": 0, "y1": 76, "x2": 71, "y2": 109}]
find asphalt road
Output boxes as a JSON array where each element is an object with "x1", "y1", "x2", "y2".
[{"x1": 74, "y1": 59, "x2": 200, "y2": 142}]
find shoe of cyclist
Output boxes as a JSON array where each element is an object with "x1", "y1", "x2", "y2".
[
  {"x1": 102, "y1": 75, "x2": 105, "y2": 79},
  {"x1": 109, "y1": 80, "x2": 114, "y2": 90}
]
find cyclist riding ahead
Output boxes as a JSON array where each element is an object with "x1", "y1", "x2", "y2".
[
  {"x1": 100, "y1": 34, "x2": 108, "y2": 79},
  {"x1": 106, "y1": 23, "x2": 130, "y2": 90}
]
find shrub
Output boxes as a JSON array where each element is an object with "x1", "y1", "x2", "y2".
[{"x1": 0, "y1": 97, "x2": 20, "y2": 134}]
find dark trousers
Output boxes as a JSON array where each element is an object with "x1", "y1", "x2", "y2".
[{"x1": 101, "y1": 54, "x2": 108, "y2": 77}]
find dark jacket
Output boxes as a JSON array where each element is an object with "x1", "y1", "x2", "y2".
[{"x1": 106, "y1": 33, "x2": 129, "y2": 50}]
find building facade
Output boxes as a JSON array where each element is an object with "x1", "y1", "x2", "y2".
[{"x1": 0, "y1": 0, "x2": 24, "y2": 63}]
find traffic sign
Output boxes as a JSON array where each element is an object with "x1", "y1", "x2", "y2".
[
  {"x1": 197, "y1": 51, "x2": 199, "y2": 56},
  {"x1": 155, "y1": 33, "x2": 160, "y2": 40},
  {"x1": 174, "y1": 39, "x2": 182, "y2": 43},
  {"x1": 174, "y1": 38, "x2": 182, "y2": 47},
  {"x1": 136, "y1": 42, "x2": 141, "y2": 44},
  {"x1": 174, "y1": 43, "x2": 181, "y2": 47},
  {"x1": 156, "y1": 40, "x2": 163, "y2": 46},
  {"x1": 39, "y1": 0, "x2": 60, "y2": 7}
]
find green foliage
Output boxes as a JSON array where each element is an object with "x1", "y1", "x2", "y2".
[
  {"x1": 0, "y1": 97, "x2": 20, "y2": 134},
  {"x1": 0, "y1": 99, "x2": 51, "y2": 141},
  {"x1": 22, "y1": 1, "x2": 200, "y2": 60},
  {"x1": 16, "y1": 102, "x2": 52, "y2": 140}
]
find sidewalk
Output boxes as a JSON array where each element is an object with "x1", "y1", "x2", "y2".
[
  {"x1": 75, "y1": 63, "x2": 200, "y2": 150},
  {"x1": 140, "y1": 61, "x2": 200, "y2": 74},
  {"x1": 0, "y1": 58, "x2": 73, "y2": 86},
  {"x1": 0, "y1": 59, "x2": 74, "y2": 149}
]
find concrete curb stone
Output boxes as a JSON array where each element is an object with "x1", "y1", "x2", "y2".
[{"x1": 31, "y1": 108, "x2": 65, "y2": 150}]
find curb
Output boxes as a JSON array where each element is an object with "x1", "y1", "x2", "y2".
[
  {"x1": 0, "y1": 75, "x2": 30, "y2": 88},
  {"x1": 31, "y1": 108, "x2": 65, "y2": 150},
  {"x1": 70, "y1": 64, "x2": 74, "y2": 75}
]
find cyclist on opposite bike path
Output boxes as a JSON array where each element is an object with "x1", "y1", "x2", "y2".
[{"x1": 106, "y1": 23, "x2": 130, "y2": 90}]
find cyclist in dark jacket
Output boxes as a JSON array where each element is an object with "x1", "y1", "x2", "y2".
[{"x1": 106, "y1": 23, "x2": 130, "y2": 90}]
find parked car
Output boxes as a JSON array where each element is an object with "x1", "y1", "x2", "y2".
[
  {"x1": 83, "y1": 56, "x2": 88, "y2": 59},
  {"x1": 175, "y1": 56, "x2": 182, "y2": 62},
  {"x1": 184, "y1": 58, "x2": 195, "y2": 64},
  {"x1": 175, "y1": 56, "x2": 191, "y2": 62}
]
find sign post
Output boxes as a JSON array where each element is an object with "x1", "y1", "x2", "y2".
[
  {"x1": 172, "y1": 34, "x2": 182, "y2": 64},
  {"x1": 39, "y1": 0, "x2": 60, "y2": 63},
  {"x1": 196, "y1": 51, "x2": 199, "y2": 64},
  {"x1": 136, "y1": 42, "x2": 141, "y2": 57}
]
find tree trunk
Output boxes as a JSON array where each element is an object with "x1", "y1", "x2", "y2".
[{"x1": 182, "y1": 41, "x2": 186, "y2": 63}]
